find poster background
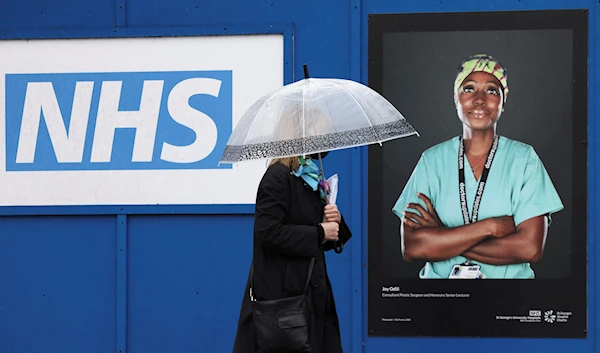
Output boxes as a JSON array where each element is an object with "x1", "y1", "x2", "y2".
[
  {"x1": 382, "y1": 29, "x2": 572, "y2": 279},
  {"x1": 367, "y1": 10, "x2": 587, "y2": 338}
]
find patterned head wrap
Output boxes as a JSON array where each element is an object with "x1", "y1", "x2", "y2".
[{"x1": 454, "y1": 54, "x2": 508, "y2": 104}]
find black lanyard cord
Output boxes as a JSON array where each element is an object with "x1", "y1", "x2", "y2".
[{"x1": 458, "y1": 135, "x2": 499, "y2": 225}]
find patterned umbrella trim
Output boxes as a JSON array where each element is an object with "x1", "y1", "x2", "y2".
[{"x1": 220, "y1": 120, "x2": 417, "y2": 163}]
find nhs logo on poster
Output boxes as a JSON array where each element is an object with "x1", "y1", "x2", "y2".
[{"x1": 5, "y1": 71, "x2": 232, "y2": 171}]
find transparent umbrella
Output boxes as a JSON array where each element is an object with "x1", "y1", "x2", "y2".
[
  {"x1": 220, "y1": 65, "x2": 418, "y2": 253},
  {"x1": 219, "y1": 65, "x2": 419, "y2": 165}
]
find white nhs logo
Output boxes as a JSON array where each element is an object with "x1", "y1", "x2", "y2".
[{"x1": 5, "y1": 71, "x2": 232, "y2": 171}]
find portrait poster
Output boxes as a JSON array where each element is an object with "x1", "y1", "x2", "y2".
[{"x1": 367, "y1": 10, "x2": 588, "y2": 338}]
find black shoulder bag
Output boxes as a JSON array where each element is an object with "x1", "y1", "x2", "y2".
[{"x1": 250, "y1": 258, "x2": 315, "y2": 352}]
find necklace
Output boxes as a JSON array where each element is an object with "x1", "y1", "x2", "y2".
[
  {"x1": 464, "y1": 135, "x2": 497, "y2": 178},
  {"x1": 468, "y1": 154, "x2": 486, "y2": 177}
]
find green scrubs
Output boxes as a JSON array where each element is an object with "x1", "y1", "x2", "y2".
[{"x1": 392, "y1": 136, "x2": 564, "y2": 279}]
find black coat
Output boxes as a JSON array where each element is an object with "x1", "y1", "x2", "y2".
[{"x1": 232, "y1": 161, "x2": 352, "y2": 353}]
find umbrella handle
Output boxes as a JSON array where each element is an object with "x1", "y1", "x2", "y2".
[
  {"x1": 318, "y1": 153, "x2": 330, "y2": 204},
  {"x1": 318, "y1": 152, "x2": 343, "y2": 253}
]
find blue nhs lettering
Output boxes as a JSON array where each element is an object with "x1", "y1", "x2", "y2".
[{"x1": 5, "y1": 71, "x2": 232, "y2": 171}]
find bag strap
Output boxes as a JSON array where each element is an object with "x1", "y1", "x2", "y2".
[
  {"x1": 301, "y1": 257, "x2": 316, "y2": 293},
  {"x1": 250, "y1": 257, "x2": 316, "y2": 302}
]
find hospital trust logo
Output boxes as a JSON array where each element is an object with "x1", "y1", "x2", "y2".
[
  {"x1": 544, "y1": 310, "x2": 556, "y2": 323},
  {"x1": 497, "y1": 309, "x2": 571, "y2": 324}
]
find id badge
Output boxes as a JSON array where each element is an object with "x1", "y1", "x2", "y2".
[{"x1": 448, "y1": 264, "x2": 482, "y2": 279}]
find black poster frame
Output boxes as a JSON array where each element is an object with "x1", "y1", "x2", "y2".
[{"x1": 367, "y1": 9, "x2": 588, "y2": 338}]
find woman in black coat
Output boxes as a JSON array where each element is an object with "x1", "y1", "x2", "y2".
[{"x1": 232, "y1": 154, "x2": 352, "y2": 353}]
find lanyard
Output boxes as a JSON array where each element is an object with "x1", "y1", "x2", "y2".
[{"x1": 458, "y1": 135, "x2": 499, "y2": 225}]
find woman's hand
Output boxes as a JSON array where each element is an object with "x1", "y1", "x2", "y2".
[
  {"x1": 403, "y1": 193, "x2": 443, "y2": 228},
  {"x1": 324, "y1": 204, "x2": 342, "y2": 223},
  {"x1": 321, "y1": 222, "x2": 339, "y2": 241}
]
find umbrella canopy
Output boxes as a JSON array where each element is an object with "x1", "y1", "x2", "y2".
[{"x1": 219, "y1": 75, "x2": 418, "y2": 164}]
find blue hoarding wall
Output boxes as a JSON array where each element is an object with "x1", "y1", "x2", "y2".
[{"x1": 0, "y1": 1, "x2": 598, "y2": 353}]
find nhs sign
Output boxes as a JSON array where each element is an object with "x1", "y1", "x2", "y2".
[
  {"x1": 6, "y1": 71, "x2": 232, "y2": 171},
  {"x1": 0, "y1": 35, "x2": 282, "y2": 206}
]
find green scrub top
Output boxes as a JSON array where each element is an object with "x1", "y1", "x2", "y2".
[{"x1": 392, "y1": 136, "x2": 564, "y2": 279}]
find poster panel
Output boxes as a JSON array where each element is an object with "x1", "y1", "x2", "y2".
[{"x1": 367, "y1": 10, "x2": 587, "y2": 338}]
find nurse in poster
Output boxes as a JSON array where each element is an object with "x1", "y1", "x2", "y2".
[{"x1": 392, "y1": 54, "x2": 564, "y2": 280}]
